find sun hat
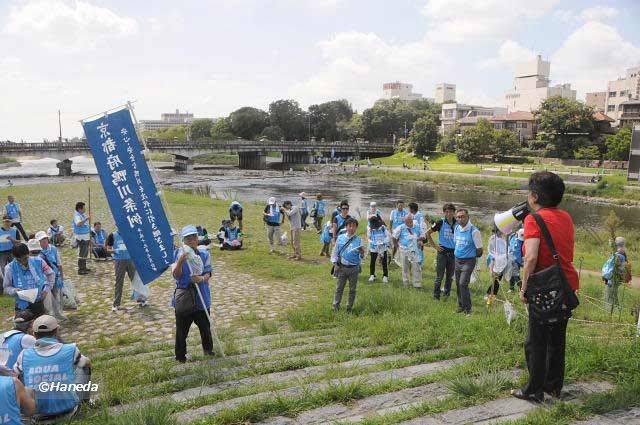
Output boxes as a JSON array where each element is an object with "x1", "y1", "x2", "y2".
[
  {"x1": 180, "y1": 225, "x2": 198, "y2": 239},
  {"x1": 35, "y1": 231, "x2": 48, "y2": 241},
  {"x1": 27, "y1": 239, "x2": 41, "y2": 252},
  {"x1": 268, "y1": 197, "x2": 276, "y2": 205}
]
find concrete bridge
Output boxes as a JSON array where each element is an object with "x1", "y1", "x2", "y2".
[{"x1": 0, "y1": 139, "x2": 394, "y2": 174}]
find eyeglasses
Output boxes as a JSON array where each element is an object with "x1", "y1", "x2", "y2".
[{"x1": 341, "y1": 207, "x2": 349, "y2": 210}]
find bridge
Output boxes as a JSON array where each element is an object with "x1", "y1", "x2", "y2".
[{"x1": 0, "y1": 139, "x2": 394, "y2": 174}]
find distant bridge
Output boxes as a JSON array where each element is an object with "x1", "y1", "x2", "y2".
[{"x1": 0, "y1": 139, "x2": 394, "y2": 174}]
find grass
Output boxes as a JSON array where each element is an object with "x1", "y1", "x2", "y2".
[
  {"x1": 0, "y1": 156, "x2": 18, "y2": 164},
  {"x1": 192, "y1": 153, "x2": 238, "y2": 165}
]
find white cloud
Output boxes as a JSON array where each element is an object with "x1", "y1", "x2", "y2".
[
  {"x1": 479, "y1": 40, "x2": 537, "y2": 70},
  {"x1": 5, "y1": 0, "x2": 138, "y2": 50},
  {"x1": 554, "y1": 6, "x2": 618, "y2": 24},
  {"x1": 422, "y1": 0, "x2": 559, "y2": 43},
  {"x1": 552, "y1": 21, "x2": 640, "y2": 96}
]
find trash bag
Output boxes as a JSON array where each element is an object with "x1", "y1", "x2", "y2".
[
  {"x1": 470, "y1": 262, "x2": 480, "y2": 284},
  {"x1": 279, "y1": 233, "x2": 288, "y2": 246},
  {"x1": 62, "y1": 280, "x2": 79, "y2": 310},
  {"x1": 131, "y1": 272, "x2": 149, "y2": 303},
  {"x1": 503, "y1": 301, "x2": 517, "y2": 325}
]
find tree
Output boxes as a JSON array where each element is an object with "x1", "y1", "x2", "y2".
[
  {"x1": 337, "y1": 113, "x2": 363, "y2": 140},
  {"x1": 260, "y1": 125, "x2": 284, "y2": 141},
  {"x1": 407, "y1": 116, "x2": 439, "y2": 156},
  {"x1": 361, "y1": 98, "x2": 441, "y2": 143},
  {"x1": 440, "y1": 124, "x2": 460, "y2": 152},
  {"x1": 535, "y1": 96, "x2": 596, "y2": 159},
  {"x1": 574, "y1": 145, "x2": 601, "y2": 160},
  {"x1": 190, "y1": 119, "x2": 214, "y2": 140},
  {"x1": 605, "y1": 126, "x2": 632, "y2": 161},
  {"x1": 269, "y1": 99, "x2": 307, "y2": 140},
  {"x1": 210, "y1": 117, "x2": 234, "y2": 140},
  {"x1": 228, "y1": 107, "x2": 269, "y2": 140},
  {"x1": 493, "y1": 129, "x2": 520, "y2": 160},
  {"x1": 308, "y1": 99, "x2": 354, "y2": 141},
  {"x1": 456, "y1": 119, "x2": 494, "y2": 162}
]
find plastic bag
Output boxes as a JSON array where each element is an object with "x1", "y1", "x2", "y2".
[
  {"x1": 279, "y1": 233, "x2": 288, "y2": 246},
  {"x1": 503, "y1": 301, "x2": 517, "y2": 325},
  {"x1": 131, "y1": 272, "x2": 149, "y2": 303},
  {"x1": 470, "y1": 262, "x2": 480, "y2": 284},
  {"x1": 62, "y1": 280, "x2": 79, "y2": 310}
]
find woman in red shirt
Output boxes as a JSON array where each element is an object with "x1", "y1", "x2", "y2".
[{"x1": 511, "y1": 171, "x2": 579, "y2": 403}]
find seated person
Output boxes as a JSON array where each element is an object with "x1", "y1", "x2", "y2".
[
  {"x1": 1, "y1": 310, "x2": 36, "y2": 370},
  {"x1": 14, "y1": 315, "x2": 92, "y2": 420},
  {"x1": 220, "y1": 220, "x2": 243, "y2": 250},
  {"x1": 46, "y1": 219, "x2": 65, "y2": 247},
  {"x1": 0, "y1": 375, "x2": 36, "y2": 423},
  {"x1": 90, "y1": 222, "x2": 110, "y2": 259},
  {"x1": 216, "y1": 220, "x2": 229, "y2": 246},
  {"x1": 196, "y1": 226, "x2": 211, "y2": 246}
]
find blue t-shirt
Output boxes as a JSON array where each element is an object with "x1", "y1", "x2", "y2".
[{"x1": 172, "y1": 247, "x2": 213, "y2": 310}]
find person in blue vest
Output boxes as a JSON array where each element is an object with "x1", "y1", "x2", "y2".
[
  {"x1": 35, "y1": 232, "x2": 67, "y2": 321},
  {"x1": 220, "y1": 220, "x2": 243, "y2": 250},
  {"x1": 46, "y1": 219, "x2": 65, "y2": 247},
  {"x1": 72, "y1": 202, "x2": 91, "y2": 275},
  {"x1": 90, "y1": 222, "x2": 109, "y2": 260},
  {"x1": 229, "y1": 201, "x2": 243, "y2": 231},
  {"x1": 311, "y1": 194, "x2": 326, "y2": 233},
  {"x1": 106, "y1": 229, "x2": 137, "y2": 312},
  {"x1": 3, "y1": 244, "x2": 54, "y2": 317},
  {"x1": 393, "y1": 215, "x2": 425, "y2": 288},
  {"x1": 172, "y1": 225, "x2": 214, "y2": 363},
  {"x1": 14, "y1": 315, "x2": 91, "y2": 420},
  {"x1": 427, "y1": 203, "x2": 457, "y2": 300},
  {"x1": 1, "y1": 310, "x2": 36, "y2": 370},
  {"x1": 263, "y1": 197, "x2": 283, "y2": 254},
  {"x1": 367, "y1": 216, "x2": 390, "y2": 283},
  {"x1": 331, "y1": 218, "x2": 364, "y2": 312},
  {"x1": 4, "y1": 196, "x2": 28, "y2": 241},
  {"x1": 0, "y1": 375, "x2": 36, "y2": 424},
  {"x1": 319, "y1": 220, "x2": 332, "y2": 257},
  {"x1": 331, "y1": 201, "x2": 352, "y2": 243},
  {"x1": 298, "y1": 192, "x2": 309, "y2": 230},
  {"x1": 0, "y1": 215, "x2": 21, "y2": 295},
  {"x1": 453, "y1": 208, "x2": 483, "y2": 315},
  {"x1": 366, "y1": 202, "x2": 383, "y2": 230},
  {"x1": 508, "y1": 228, "x2": 525, "y2": 292},
  {"x1": 389, "y1": 200, "x2": 408, "y2": 260},
  {"x1": 408, "y1": 202, "x2": 427, "y2": 231}
]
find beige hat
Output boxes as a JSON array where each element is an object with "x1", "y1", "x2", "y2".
[
  {"x1": 35, "y1": 231, "x2": 48, "y2": 241},
  {"x1": 299, "y1": 192, "x2": 307, "y2": 197},
  {"x1": 27, "y1": 239, "x2": 41, "y2": 252},
  {"x1": 33, "y1": 315, "x2": 59, "y2": 333}
]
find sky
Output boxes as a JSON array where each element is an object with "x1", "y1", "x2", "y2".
[{"x1": 1, "y1": 0, "x2": 639, "y2": 141}]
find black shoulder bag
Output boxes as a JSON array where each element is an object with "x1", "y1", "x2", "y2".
[
  {"x1": 526, "y1": 213, "x2": 579, "y2": 325},
  {"x1": 330, "y1": 236, "x2": 356, "y2": 276}
]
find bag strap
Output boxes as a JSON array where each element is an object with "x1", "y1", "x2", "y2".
[
  {"x1": 337, "y1": 236, "x2": 356, "y2": 259},
  {"x1": 530, "y1": 212, "x2": 560, "y2": 263}
]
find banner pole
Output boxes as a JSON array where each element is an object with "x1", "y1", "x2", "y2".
[{"x1": 88, "y1": 178, "x2": 93, "y2": 260}]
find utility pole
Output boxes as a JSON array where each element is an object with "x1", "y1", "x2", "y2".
[{"x1": 58, "y1": 110, "x2": 63, "y2": 143}]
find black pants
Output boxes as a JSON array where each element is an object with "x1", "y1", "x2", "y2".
[
  {"x1": 369, "y1": 252, "x2": 388, "y2": 277},
  {"x1": 11, "y1": 222, "x2": 28, "y2": 240},
  {"x1": 175, "y1": 309, "x2": 213, "y2": 360},
  {"x1": 486, "y1": 273, "x2": 502, "y2": 295},
  {"x1": 522, "y1": 315, "x2": 568, "y2": 397},
  {"x1": 434, "y1": 250, "x2": 455, "y2": 298}
]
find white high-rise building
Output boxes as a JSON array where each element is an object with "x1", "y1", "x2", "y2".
[
  {"x1": 382, "y1": 82, "x2": 426, "y2": 102},
  {"x1": 605, "y1": 65, "x2": 640, "y2": 125},
  {"x1": 504, "y1": 55, "x2": 576, "y2": 113},
  {"x1": 434, "y1": 83, "x2": 456, "y2": 104}
]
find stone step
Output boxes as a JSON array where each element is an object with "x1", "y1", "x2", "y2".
[
  {"x1": 572, "y1": 407, "x2": 640, "y2": 425},
  {"x1": 174, "y1": 357, "x2": 472, "y2": 423},
  {"x1": 397, "y1": 381, "x2": 614, "y2": 425},
  {"x1": 112, "y1": 352, "x2": 414, "y2": 414}
]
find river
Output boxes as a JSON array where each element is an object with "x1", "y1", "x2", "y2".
[{"x1": 1, "y1": 157, "x2": 637, "y2": 229}]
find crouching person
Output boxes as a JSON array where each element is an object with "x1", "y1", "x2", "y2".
[
  {"x1": 331, "y1": 218, "x2": 364, "y2": 312},
  {"x1": 14, "y1": 315, "x2": 92, "y2": 421}
]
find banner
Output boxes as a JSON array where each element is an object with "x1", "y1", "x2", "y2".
[{"x1": 82, "y1": 108, "x2": 173, "y2": 284}]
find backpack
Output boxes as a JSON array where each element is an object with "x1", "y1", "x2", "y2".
[{"x1": 601, "y1": 255, "x2": 616, "y2": 281}]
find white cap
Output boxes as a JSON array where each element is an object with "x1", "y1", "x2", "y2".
[
  {"x1": 27, "y1": 239, "x2": 41, "y2": 252},
  {"x1": 35, "y1": 231, "x2": 48, "y2": 241},
  {"x1": 615, "y1": 236, "x2": 626, "y2": 246},
  {"x1": 268, "y1": 197, "x2": 276, "y2": 205},
  {"x1": 517, "y1": 228, "x2": 525, "y2": 241},
  {"x1": 370, "y1": 201, "x2": 377, "y2": 207}
]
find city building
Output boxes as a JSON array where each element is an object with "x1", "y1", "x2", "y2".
[
  {"x1": 139, "y1": 109, "x2": 196, "y2": 132},
  {"x1": 434, "y1": 83, "x2": 456, "y2": 104},
  {"x1": 440, "y1": 102, "x2": 506, "y2": 134},
  {"x1": 604, "y1": 65, "x2": 640, "y2": 124},
  {"x1": 504, "y1": 55, "x2": 576, "y2": 113},
  {"x1": 619, "y1": 100, "x2": 640, "y2": 128},
  {"x1": 585, "y1": 91, "x2": 606, "y2": 112},
  {"x1": 490, "y1": 111, "x2": 537, "y2": 142},
  {"x1": 382, "y1": 82, "x2": 429, "y2": 102}
]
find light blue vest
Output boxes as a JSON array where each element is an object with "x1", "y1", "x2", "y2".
[
  {"x1": 112, "y1": 231, "x2": 130, "y2": 260},
  {"x1": 4, "y1": 203, "x2": 20, "y2": 220},
  {"x1": 320, "y1": 223, "x2": 332, "y2": 244},
  {"x1": 0, "y1": 376, "x2": 21, "y2": 425},
  {"x1": 437, "y1": 218, "x2": 456, "y2": 250},
  {"x1": 40, "y1": 246, "x2": 63, "y2": 289},
  {"x1": 508, "y1": 235, "x2": 524, "y2": 267},
  {"x1": 227, "y1": 227, "x2": 240, "y2": 242},
  {"x1": 315, "y1": 200, "x2": 326, "y2": 216},
  {"x1": 0, "y1": 227, "x2": 17, "y2": 252},
  {"x1": 335, "y1": 233, "x2": 362, "y2": 266},
  {"x1": 93, "y1": 229, "x2": 106, "y2": 245},
  {"x1": 334, "y1": 214, "x2": 350, "y2": 235},
  {"x1": 23, "y1": 340, "x2": 78, "y2": 415},
  {"x1": 397, "y1": 224, "x2": 424, "y2": 264},
  {"x1": 10, "y1": 258, "x2": 46, "y2": 310},
  {"x1": 2, "y1": 331, "x2": 25, "y2": 370},
  {"x1": 368, "y1": 227, "x2": 388, "y2": 251},
  {"x1": 300, "y1": 199, "x2": 308, "y2": 213},
  {"x1": 454, "y1": 224, "x2": 478, "y2": 259},
  {"x1": 390, "y1": 209, "x2": 408, "y2": 229},
  {"x1": 49, "y1": 225, "x2": 62, "y2": 239},
  {"x1": 72, "y1": 211, "x2": 89, "y2": 235},
  {"x1": 265, "y1": 205, "x2": 281, "y2": 225}
]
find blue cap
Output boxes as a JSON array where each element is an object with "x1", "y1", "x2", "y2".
[{"x1": 180, "y1": 225, "x2": 198, "y2": 239}]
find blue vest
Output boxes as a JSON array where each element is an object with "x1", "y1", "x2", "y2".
[
  {"x1": 10, "y1": 258, "x2": 46, "y2": 310},
  {"x1": 227, "y1": 227, "x2": 240, "y2": 242},
  {"x1": 40, "y1": 246, "x2": 63, "y2": 289},
  {"x1": 437, "y1": 218, "x2": 456, "y2": 250},
  {"x1": 454, "y1": 224, "x2": 478, "y2": 259},
  {"x1": 334, "y1": 214, "x2": 350, "y2": 235},
  {"x1": 265, "y1": 205, "x2": 281, "y2": 224},
  {"x1": 390, "y1": 209, "x2": 408, "y2": 229},
  {"x1": 315, "y1": 200, "x2": 326, "y2": 216},
  {"x1": 368, "y1": 227, "x2": 388, "y2": 251},
  {"x1": 93, "y1": 229, "x2": 106, "y2": 245},
  {"x1": 0, "y1": 376, "x2": 21, "y2": 425},
  {"x1": 49, "y1": 226, "x2": 62, "y2": 238},
  {"x1": 2, "y1": 331, "x2": 25, "y2": 370},
  {"x1": 22, "y1": 340, "x2": 78, "y2": 415},
  {"x1": 335, "y1": 233, "x2": 362, "y2": 266},
  {"x1": 0, "y1": 227, "x2": 17, "y2": 252},
  {"x1": 397, "y1": 224, "x2": 424, "y2": 264},
  {"x1": 300, "y1": 199, "x2": 308, "y2": 213},
  {"x1": 320, "y1": 224, "x2": 332, "y2": 244},
  {"x1": 173, "y1": 248, "x2": 211, "y2": 310},
  {"x1": 508, "y1": 235, "x2": 524, "y2": 267},
  {"x1": 112, "y1": 231, "x2": 130, "y2": 260},
  {"x1": 72, "y1": 211, "x2": 89, "y2": 235},
  {"x1": 4, "y1": 203, "x2": 19, "y2": 220}
]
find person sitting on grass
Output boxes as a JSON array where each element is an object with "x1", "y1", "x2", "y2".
[
  {"x1": 90, "y1": 222, "x2": 110, "y2": 260},
  {"x1": 14, "y1": 315, "x2": 91, "y2": 420},
  {"x1": 46, "y1": 219, "x2": 65, "y2": 247},
  {"x1": 0, "y1": 375, "x2": 36, "y2": 424},
  {"x1": 196, "y1": 226, "x2": 211, "y2": 246},
  {"x1": 1, "y1": 310, "x2": 36, "y2": 370},
  {"x1": 220, "y1": 220, "x2": 243, "y2": 251}
]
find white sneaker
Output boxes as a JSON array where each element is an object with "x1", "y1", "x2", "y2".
[
  {"x1": 111, "y1": 306, "x2": 119, "y2": 312},
  {"x1": 382, "y1": 276, "x2": 389, "y2": 284},
  {"x1": 368, "y1": 275, "x2": 375, "y2": 282}
]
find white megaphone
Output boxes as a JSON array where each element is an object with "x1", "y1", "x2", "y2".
[{"x1": 494, "y1": 201, "x2": 530, "y2": 234}]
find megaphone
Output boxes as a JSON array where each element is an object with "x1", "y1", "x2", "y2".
[{"x1": 494, "y1": 201, "x2": 530, "y2": 234}]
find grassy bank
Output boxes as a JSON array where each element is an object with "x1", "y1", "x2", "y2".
[
  {"x1": 0, "y1": 156, "x2": 18, "y2": 165},
  {"x1": 146, "y1": 152, "x2": 239, "y2": 166}
]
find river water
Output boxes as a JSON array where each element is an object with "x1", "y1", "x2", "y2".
[{"x1": 1, "y1": 157, "x2": 637, "y2": 229}]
